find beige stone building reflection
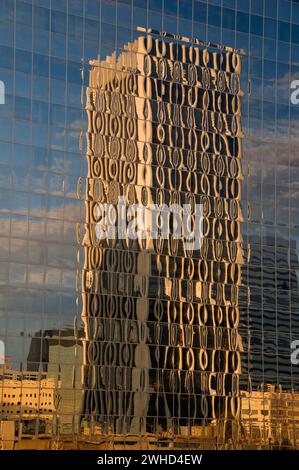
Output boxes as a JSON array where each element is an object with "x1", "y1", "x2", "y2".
[
  {"x1": 81, "y1": 31, "x2": 245, "y2": 445},
  {"x1": 241, "y1": 385, "x2": 299, "y2": 449}
]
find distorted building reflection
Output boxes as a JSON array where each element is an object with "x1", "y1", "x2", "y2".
[{"x1": 81, "y1": 31, "x2": 245, "y2": 443}]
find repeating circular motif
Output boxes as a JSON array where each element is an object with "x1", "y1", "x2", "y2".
[{"x1": 82, "y1": 35, "x2": 245, "y2": 429}]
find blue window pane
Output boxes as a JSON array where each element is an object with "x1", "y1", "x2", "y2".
[
  {"x1": 263, "y1": 60, "x2": 276, "y2": 79},
  {"x1": 51, "y1": 0, "x2": 67, "y2": 12},
  {"x1": 222, "y1": 9, "x2": 235, "y2": 30},
  {"x1": 193, "y1": 21, "x2": 206, "y2": 41},
  {"x1": 67, "y1": 84, "x2": 81, "y2": 109},
  {"x1": 149, "y1": 0, "x2": 163, "y2": 11},
  {"x1": 222, "y1": 30, "x2": 235, "y2": 48},
  {"x1": 223, "y1": 0, "x2": 235, "y2": 7},
  {"x1": 101, "y1": 0, "x2": 117, "y2": 24},
  {"x1": 164, "y1": 15, "x2": 178, "y2": 35},
  {"x1": 51, "y1": 11, "x2": 66, "y2": 34},
  {"x1": 84, "y1": 19, "x2": 99, "y2": 43},
  {"x1": 208, "y1": 25, "x2": 221, "y2": 44},
  {"x1": 263, "y1": 38, "x2": 276, "y2": 61},
  {"x1": 179, "y1": 0, "x2": 192, "y2": 20},
  {"x1": 250, "y1": 35, "x2": 263, "y2": 57},
  {"x1": 50, "y1": 104, "x2": 65, "y2": 127},
  {"x1": 16, "y1": 49, "x2": 32, "y2": 74},
  {"x1": 250, "y1": 57, "x2": 262, "y2": 77},
  {"x1": 68, "y1": 0, "x2": 83, "y2": 16},
  {"x1": 264, "y1": 18, "x2": 277, "y2": 39},
  {"x1": 31, "y1": 147, "x2": 47, "y2": 170},
  {"x1": 51, "y1": 57, "x2": 66, "y2": 81},
  {"x1": 117, "y1": 3, "x2": 131, "y2": 28},
  {"x1": 237, "y1": 0, "x2": 249, "y2": 12},
  {"x1": 33, "y1": 53, "x2": 49, "y2": 77},
  {"x1": 164, "y1": 0, "x2": 177, "y2": 16},
  {"x1": 0, "y1": 118, "x2": 12, "y2": 141},
  {"x1": 148, "y1": 11, "x2": 162, "y2": 30},
  {"x1": 67, "y1": 62, "x2": 81, "y2": 84},
  {"x1": 237, "y1": 12, "x2": 249, "y2": 33},
  {"x1": 101, "y1": 22, "x2": 116, "y2": 46},
  {"x1": 278, "y1": 0, "x2": 290, "y2": 22},
  {"x1": 291, "y1": 44, "x2": 299, "y2": 66},
  {"x1": 0, "y1": 46, "x2": 13, "y2": 68},
  {"x1": 0, "y1": 67, "x2": 13, "y2": 94},
  {"x1": 0, "y1": 141, "x2": 12, "y2": 165},
  {"x1": 133, "y1": 6, "x2": 147, "y2": 27},
  {"x1": 16, "y1": 0, "x2": 32, "y2": 26},
  {"x1": 277, "y1": 62, "x2": 289, "y2": 81},
  {"x1": 251, "y1": 15, "x2": 263, "y2": 36},
  {"x1": 251, "y1": 0, "x2": 264, "y2": 15},
  {"x1": 0, "y1": 22, "x2": 14, "y2": 47},
  {"x1": 179, "y1": 18, "x2": 192, "y2": 37},
  {"x1": 265, "y1": 0, "x2": 277, "y2": 19},
  {"x1": 133, "y1": 0, "x2": 146, "y2": 6},
  {"x1": 117, "y1": 27, "x2": 131, "y2": 48},
  {"x1": 0, "y1": 0, "x2": 15, "y2": 22},
  {"x1": 34, "y1": 29, "x2": 49, "y2": 54},
  {"x1": 236, "y1": 31, "x2": 249, "y2": 51},
  {"x1": 278, "y1": 21, "x2": 290, "y2": 42},
  {"x1": 33, "y1": 100, "x2": 49, "y2": 125},
  {"x1": 51, "y1": 33, "x2": 66, "y2": 58},
  {"x1": 208, "y1": 5, "x2": 221, "y2": 27},
  {"x1": 68, "y1": 15, "x2": 83, "y2": 39},
  {"x1": 85, "y1": 0, "x2": 100, "y2": 18},
  {"x1": 68, "y1": 38, "x2": 83, "y2": 62},
  {"x1": 292, "y1": 24, "x2": 299, "y2": 44},
  {"x1": 293, "y1": 2, "x2": 299, "y2": 25},
  {"x1": 32, "y1": 76, "x2": 49, "y2": 101},
  {"x1": 35, "y1": 0, "x2": 50, "y2": 7},
  {"x1": 34, "y1": 6, "x2": 50, "y2": 30},
  {"x1": 15, "y1": 97, "x2": 31, "y2": 121},
  {"x1": 15, "y1": 25, "x2": 33, "y2": 51},
  {"x1": 194, "y1": 2, "x2": 207, "y2": 23},
  {"x1": 0, "y1": 94, "x2": 13, "y2": 118},
  {"x1": 277, "y1": 41, "x2": 289, "y2": 63}
]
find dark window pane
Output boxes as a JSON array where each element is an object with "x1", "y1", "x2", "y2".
[
  {"x1": 16, "y1": 0, "x2": 32, "y2": 26},
  {"x1": 16, "y1": 49, "x2": 32, "y2": 73},
  {"x1": 194, "y1": 1, "x2": 206, "y2": 23},
  {"x1": 51, "y1": 10, "x2": 66, "y2": 34},
  {"x1": 278, "y1": 21, "x2": 290, "y2": 42},
  {"x1": 223, "y1": 8, "x2": 235, "y2": 30},
  {"x1": 164, "y1": 0, "x2": 177, "y2": 16},
  {"x1": 237, "y1": 11, "x2": 249, "y2": 33},
  {"x1": 34, "y1": 6, "x2": 50, "y2": 30},
  {"x1": 264, "y1": 18, "x2": 277, "y2": 39},
  {"x1": 208, "y1": 5, "x2": 221, "y2": 27},
  {"x1": 51, "y1": 57, "x2": 66, "y2": 81},
  {"x1": 33, "y1": 53, "x2": 49, "y2": 77},
  {"x1": 251, "y1": 15, "x2": 263, "y2": 36},
  {"x1": 179, "y1": 0, "x2": 192, "y2": 20}
]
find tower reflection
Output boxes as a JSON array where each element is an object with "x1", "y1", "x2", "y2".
[{"x1": 81, "y1": 31, "x2": 245, "y2": 444}]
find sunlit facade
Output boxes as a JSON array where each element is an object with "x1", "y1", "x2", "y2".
[
  {"x1": 0, "y1": 0, "x2": 299, "y2": 450},
  {"x1": 82, "y1": 31, "x2": 244, "y2": 441}
]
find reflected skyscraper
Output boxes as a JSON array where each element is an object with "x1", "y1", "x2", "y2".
[{"x1": 81, "y1": 31, "x2": 245, "y2": 442}]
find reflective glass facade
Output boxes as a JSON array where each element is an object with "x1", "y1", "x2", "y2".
[{"x1": 0, "y1": 0, "x2": 299, "y2": 450}]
